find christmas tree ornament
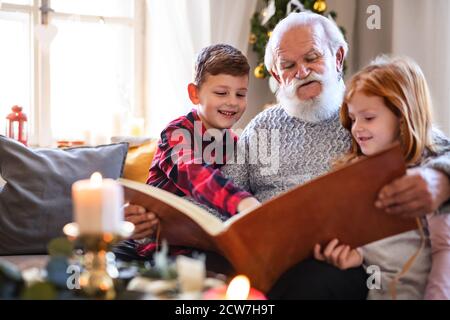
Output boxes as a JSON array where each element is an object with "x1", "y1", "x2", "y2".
[
  {"x1": 249, "y1": 33, "x2": 257, "y2": 44},
  {"x1": 313, "y1": 0, "x2": 327, "y2": 14},
  {"x1": 286, "y1": 0, "x2": 306, "y2": 15},
  {"x1": 261, "y1": 0, "x2": 276, "y2": 25},
  {"x1": 34, "y1": 24, "x2": 58, "y2": 52},
  {"x1": 267, "y1": 30, "x2": 273, "y2": 38},
  {"x1": 254, "y1": 64, "x2": 266, "y2": 79}
]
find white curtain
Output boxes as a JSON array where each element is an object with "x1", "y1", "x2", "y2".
[
  {"x1": 329, "y1": 0, "x2": 450, "y2": 135},
  {"x1": 391, "y1": 0, "x2": 450, "y2": 135},
  {"x1": 145, "y1": 0, "x2": 257, "y2": 137}
]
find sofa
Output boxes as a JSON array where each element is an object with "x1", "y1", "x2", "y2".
[{"x1": 0, "y1": 135, "x2": 157, "y2": 271}]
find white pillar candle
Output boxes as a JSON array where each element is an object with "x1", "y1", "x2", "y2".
[
  {"x1": 72, "y1": 172, "x2": 124, "y2": 234},
  {"x1": 176, "y1": 255, "x2": 206, "y2": 293}
]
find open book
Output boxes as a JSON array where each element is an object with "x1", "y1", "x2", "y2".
[{"x1": 119, "y1": 144, "x2": 417, "y2": 293}]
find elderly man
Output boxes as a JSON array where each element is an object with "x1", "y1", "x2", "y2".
[{"x1": 220, "y1": 12, "x2": 450, "y2": 299}]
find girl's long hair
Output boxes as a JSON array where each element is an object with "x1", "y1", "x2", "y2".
[{"x1": 337, "y1": 56, "x2": 435, "y2": 167}]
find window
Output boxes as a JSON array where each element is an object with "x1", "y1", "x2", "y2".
[
  {"x1": 0, "y1": 0, "x2": 144, "y2": 146},
  {"x1": 0, "y1": 2, "x2": 33, "y2": 139}
]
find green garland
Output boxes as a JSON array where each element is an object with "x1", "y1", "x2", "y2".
[{"x1": 250, "y1": 0, "x2": 346, "y2": 78}]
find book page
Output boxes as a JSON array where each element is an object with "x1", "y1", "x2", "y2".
[{"x1": 118, "y1": 179, "x2": 224, "y2": 236}]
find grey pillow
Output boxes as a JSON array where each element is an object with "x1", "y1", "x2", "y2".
[{"x1": 0, "y1": 135, "x2": 128, "y2": 255}]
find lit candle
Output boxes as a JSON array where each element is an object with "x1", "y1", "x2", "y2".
[
  {"x1": 203, "y1": 275, "x2": 266, "y2": 300},
  {"x1": 72, "y1": 172, "x2": 124, "y2": 234}
]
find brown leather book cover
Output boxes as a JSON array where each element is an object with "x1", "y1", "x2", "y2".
[{"x1": 120, "y1": 144, "x2": 417, "y2": 293}]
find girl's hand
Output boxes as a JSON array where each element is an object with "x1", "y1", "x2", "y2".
[
  {"x1": 314, "y1": 239, "x2": 363, "y2": 270},
  {"x1": 124, "y1": 204, "x2": 159, "y2": 240}
]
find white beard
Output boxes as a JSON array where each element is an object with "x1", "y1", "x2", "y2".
[{"x1": 276, "y1": 71, "x2": 345, "y2": 123}]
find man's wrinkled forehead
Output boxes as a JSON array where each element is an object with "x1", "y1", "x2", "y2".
[{"x1": 274, "y1": 23, "x2": 328, "y2": 59}]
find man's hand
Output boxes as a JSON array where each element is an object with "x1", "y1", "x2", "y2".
[
  {"x1": 124, "y1": 204, "x2": 159, "y2": 240},
  {"x1": 375, "y1": 167, "x2": 450, "y2": 217},
  {"x1": 314, "y1": 239, "x2": 363, "y2": 270}
]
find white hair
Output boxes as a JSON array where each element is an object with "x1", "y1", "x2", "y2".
[{"x1": 264, "y1": 12, "x2": 348, "y2": 73}]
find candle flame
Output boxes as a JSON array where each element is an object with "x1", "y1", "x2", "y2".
[
  {"x1": 225, "y1": 275, "x2": 250, "y2": 300},
  {"x1": 90, "y1": 172, "x2": 103, "y2": 187}
]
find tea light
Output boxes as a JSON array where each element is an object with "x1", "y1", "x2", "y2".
[
  {"x1": 203, "y1": 275, "x2": 266, "y2": 300},
  {"x1": 176, "y1": 255, "x2": 206, "y2": 293},
  {"x1": 72, "y1": 172, "x2": 124, "y2": 234}
]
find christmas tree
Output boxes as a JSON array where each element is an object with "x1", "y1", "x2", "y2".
[{"x1": 250, "y1": 0, "x2": 346, "y2": 79}]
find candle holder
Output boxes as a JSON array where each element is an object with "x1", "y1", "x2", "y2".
[{"x1": 63, "y1": 221, "x2": 134, "y2": 300}]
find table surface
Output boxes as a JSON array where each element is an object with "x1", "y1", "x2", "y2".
[{"x1": 0, "y1": 255, "x2": 49, "y2": 271}]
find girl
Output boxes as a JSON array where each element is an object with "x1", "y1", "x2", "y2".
[{"x1": 314, "y1": 56, "x2": 450, "y2": 299}]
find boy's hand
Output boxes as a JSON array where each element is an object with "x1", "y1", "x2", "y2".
[
  {"x1": 237, "y1": 197, "x2": 261, "y2": 214},
  {"x1": 314, "y1": 239, "x2": 363, "y2": 270},
  {"x1": 124, "y1": 204, "x2": 159, "y2": 240}
]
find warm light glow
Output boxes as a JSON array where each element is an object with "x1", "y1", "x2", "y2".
[
  {"x1": 225, "y1": 275, "x2": 250, "y2": 300},
  {"x1": 90, "y1": 172, "x2": 103, "y2": 187}
]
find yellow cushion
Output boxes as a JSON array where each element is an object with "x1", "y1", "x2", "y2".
[{"x1": 123, "y1": 141, "x2": 157, "y2": 183}]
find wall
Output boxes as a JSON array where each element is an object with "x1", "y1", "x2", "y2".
[
  {"x1": 234, "y1": 0, "x2": 276, "y2": 130},
  {"x1": 391, "y1": 0, "x2": 450, "y2": 135}
]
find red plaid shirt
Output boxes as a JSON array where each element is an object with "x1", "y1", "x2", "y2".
[
  {"x1": 136, "y1": 109, "x2": 252, "y2": 258},
  {"x1": 146, "y1": 108, "x2": 252, "y2": 216}
]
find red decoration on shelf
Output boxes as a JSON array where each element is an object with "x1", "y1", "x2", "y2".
[{"x1": 6, "y1": 105, "x2": 28, "y2": 146}]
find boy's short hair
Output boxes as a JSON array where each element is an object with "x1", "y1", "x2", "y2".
[{"x1": 194, "y1": 44, "x2": 250, "y2": 88}]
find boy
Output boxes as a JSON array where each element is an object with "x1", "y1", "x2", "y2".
[{"x1": 121, "y1": 44, "x2": 260, "y2": 259}]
